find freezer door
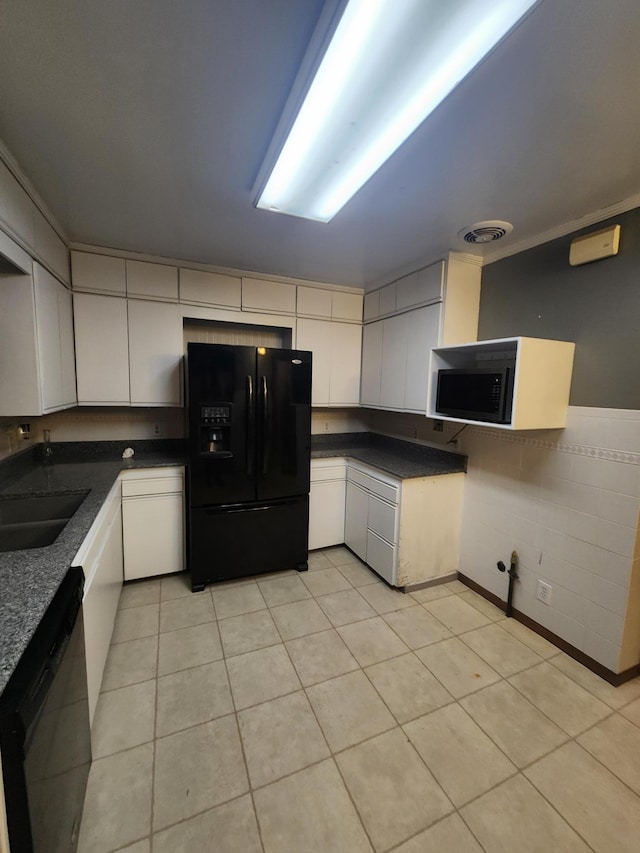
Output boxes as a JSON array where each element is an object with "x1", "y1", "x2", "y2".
[
  {"x1": 256, "y1": 348, "x2": 311, "y2": 502},
  {"x1": 189, "y1": 497, "x2": 309, "y2": 587},
  {"x1": 186, "y1": 343, "x2": 257, "y2": 506}
]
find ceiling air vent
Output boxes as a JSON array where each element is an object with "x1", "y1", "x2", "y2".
[{"x1": 458, "y1": 220, "x2": 513, "y2": 244}]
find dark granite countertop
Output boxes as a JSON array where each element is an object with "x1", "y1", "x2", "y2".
[
  {"x1": 1, "y1": 432, "x2": 463, "y2": 696},
  {"x1": 311, "y1": 432, "x2": 466, "y2": 479},
  {"x1": 0, "y1": 440, "x2": 186, "y2": 696}
]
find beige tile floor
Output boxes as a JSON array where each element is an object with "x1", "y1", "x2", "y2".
[{"x1": 78, "y1": 547, "x2": 640, "y2": 853}]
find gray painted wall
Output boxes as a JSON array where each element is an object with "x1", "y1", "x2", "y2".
[{"x1": 478, "y1": 207, "x2": 640, "y2": 409}]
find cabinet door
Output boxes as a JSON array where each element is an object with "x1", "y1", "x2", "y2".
[
  {"x1": 330, "y1": 322, "x2": 362, "y2": 406},
  {"x1": 344, "y1": 481, "x2": 368, "y2": 561},
  {"x1": 366, "y1": 530, "x2": 396, "y2": 585},
  {"x1": 33, "y1": 207, "x2": 70, "y2": 284},
  {"x1": 378, "y1": 283, "x2": 396, "y2": 317},
  {"x1": 58, "y1": 284, "x2": 77, "y2": 407},
  {"x1": 417, "y1": 261, "x2": 444, "y2": 303},
  {"x1": 363, "y1": 290, "x2": 380, "y2": 322},
  {"x1": 367, "y1": 494, "x2": 397, "y2": 544},
  {"x1": 380, "y1": 314, "x2": 407, "y2": 409},
  {"x1": 33, "y1": 265, "x2": 63, "y2": 411},
  {"x1": 331, "y1": 291, "x2": 362, "y2": 322},
  {"x1": 296, "y1": 318, "x2": 331, "y2": 406},
  {"x1": 74, "y1": 292, "x2": 130, "y2": 404},
  {"x1": 360, "y1": 320, "x2": 383, "y2": 406},
  {"x1": 297, "y1": 286, "x2": 332, "y2": 318},
  {"x1": 179, "y1": 268, "x2": 241, "y2": 308},
  {"x1": 126, "y1": 260, "x2": 178, "y2": 302},
  {"x1": 123, "y1": 493, "x2": 185, "y2": 580},
  {"x1": 128, "y1": 299, "x2": 182, "y2": 405},
  {"x1": 404, "y1": 304, "x2": 440, "y2": 413},
  {"x1": 71, "y1": 252, "x2": 126, "y2": 295},
  {"x1": 0, "y1": 159, "x2": 35, "y2": 249},
  {"x1": 309, "y1": 479, "x2": 346, "y2": 550},
  {"x1": 83, "y1": 501, "x2": 123, "y2": 725},
  {"x1": 242, "y1": 278, "x2": 296, "y2": 314}
]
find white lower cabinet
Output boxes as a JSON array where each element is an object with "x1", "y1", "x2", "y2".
[
  {"x1": 344, "y1": 481, "x2": 369, "y2": 563},
  {"x1": 121, "y1": 467, "x2": 185, "y2": 580},
  {"x1": 344, "y1": 461, "x2": 465, "y2": 588},
  {"x1": 309, "y1": 460, "x2": 346, "y2": 550},
  {"x1": 72, "y1": 480, "x2": 123, "y2": 729},
  {"x1": 345, "y1": 468, "x2": 399, "y2": 585}
]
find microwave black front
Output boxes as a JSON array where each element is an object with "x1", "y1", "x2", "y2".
[{"x1": 436, "y1": 367, "x2": 513, "y2": 423}]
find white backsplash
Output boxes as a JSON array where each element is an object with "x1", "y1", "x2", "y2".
[
  {"x1": 311, "y1": 408, "x2": 368, "y2": 435},
  {"x1": 457, "y1": 406, "x2": 640, "y2": 673}
]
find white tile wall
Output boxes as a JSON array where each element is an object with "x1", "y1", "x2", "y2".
[{"x1": 458, "y1": 406, "x2": 640, "y2": 674}]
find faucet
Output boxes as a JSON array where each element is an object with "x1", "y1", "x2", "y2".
[{"x1": 43, "y1": 429, "x2": 53, "y2": 462}]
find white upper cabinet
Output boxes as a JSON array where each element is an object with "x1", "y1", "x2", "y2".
[
  {"x1": 404, "y1": 305, "x2": 439, "y2": 413},
  {"x1": 379, "y1": 314, "x2": 407, "y2": 410},
  {"x1": 242, "y1": 277, "x2": 296, "y2": 314},
  {"x1": 33, "y1": 265, "x2": 77, "y2": 412},
  {"x1": 33, "y1": 207, "x2": 70, "y2": 284},
  {"x1": 360, "y1": 321, "x2": 383, "y2": 407},
  {"x1": 297, "y1": 286, "x2": 333, "y2": 318},
  {"x1": 74, "y1": 292, "x2": 183, "y2": 407},
  {"x1": 0, "y1": 159, "x2": 71, "y2": 284},
  {"x1": 0, "y1": 261, "x2": 76, "y2": 415},
  {"x1": 71, "y1": 251, "x2": 126, "y2": 295},
  {"x1": 128, "y1": 299, "x2": 182, "y2": 406},
  {"x1": 378, "y1": 282, "x2": 397, "y2": 317},
  {"x1": 0, "y1": 159, "x2": 35, "y2": 250},
  {"x1": 296, "y1": 318, "x2": 361, "y2": 407},
  {"x1": 363, "y1": 290, "x2": 380, "y2": 322},
  {"x1": 332, "y1": 290, "x2": 362, "y2": 322},
  {"x1": 360, "y1": 254, "x2": 481, "y2": 413},
  {"x1": 297, "y1": 286, "x2": 363, "y2": 322},
  {"x1": 395, "y1": 262, "x2": 444, "y2": 312},
  {"x1": 126, "y1": 259, "x2": 178, "y2": 302},
  {"x1": 74, "y1": 292, "x2": 130, "y2": 405},
  {"x1": 179, "y1": 267, "x2": 241, "y2": 309}
]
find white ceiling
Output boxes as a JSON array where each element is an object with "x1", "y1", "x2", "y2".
[{"x1": 1, "y1": 0, "x2": 639, "y2": 289}]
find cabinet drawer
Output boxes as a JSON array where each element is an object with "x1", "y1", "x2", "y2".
[
  {"x1": 368, "y1": 495, "x2": 396, "y2": 544},
  {"x1": 347, "y1": 467, "x2": 374, "y2": 492},
  {"x1": 366, "y1": 530, "x2": 396, "y2": 585},
  {"x1": 347, "y1": 467, "x2": 399, "y2": 504},
  {"x1": 311, "y1": 464, "x2": 347, "y2": 483},
  {"x1": 121, "y1": 475, "x2": 183, "y2": 497}
]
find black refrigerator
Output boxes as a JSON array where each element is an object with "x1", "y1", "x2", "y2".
[{"x1": 185, "y1": 342, "x2": 312, "y2": 591}]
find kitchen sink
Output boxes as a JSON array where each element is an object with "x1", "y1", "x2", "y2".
[
  {"x1": 0, "y1": 491, "x2": 89, "y2": 552},
  {"x1": 0, "y1": 492, "x2": 89, "y2": 525},
  {"x1": 0, "y1": 520, "x2": 70, "y2": 552}
]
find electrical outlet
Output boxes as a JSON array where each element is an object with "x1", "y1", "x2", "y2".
[
  {"x1": 413, "y1": 427, "x2": 419, "y2": 439},
  {"x1": 537, "y1": 580, "x2": 552, "y2": 605},
  {"x1": 323, "y1": 420, "x2": 330, "y2": 432},
  {"x1": 433, "y1": 420, "x2": 443, "y2": 432},
  {"x1": 152, "y1": 423, "x2": 162, "y2": 437}
]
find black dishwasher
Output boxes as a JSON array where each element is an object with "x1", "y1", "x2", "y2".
[{"x1": 0, "y1": 567, "x2": 91, "y2": 853}]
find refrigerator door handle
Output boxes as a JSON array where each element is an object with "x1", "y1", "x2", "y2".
[
  {"x1": 261, "y1": 375, "x2": 269, "y2": 475},
  {"x1": 246, "y1": 374, "x2": 254, "y2": 475}
]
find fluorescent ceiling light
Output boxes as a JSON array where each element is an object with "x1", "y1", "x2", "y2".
[{"x1": 256, "y1": 0, "x2": 538, "y2": 222}]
